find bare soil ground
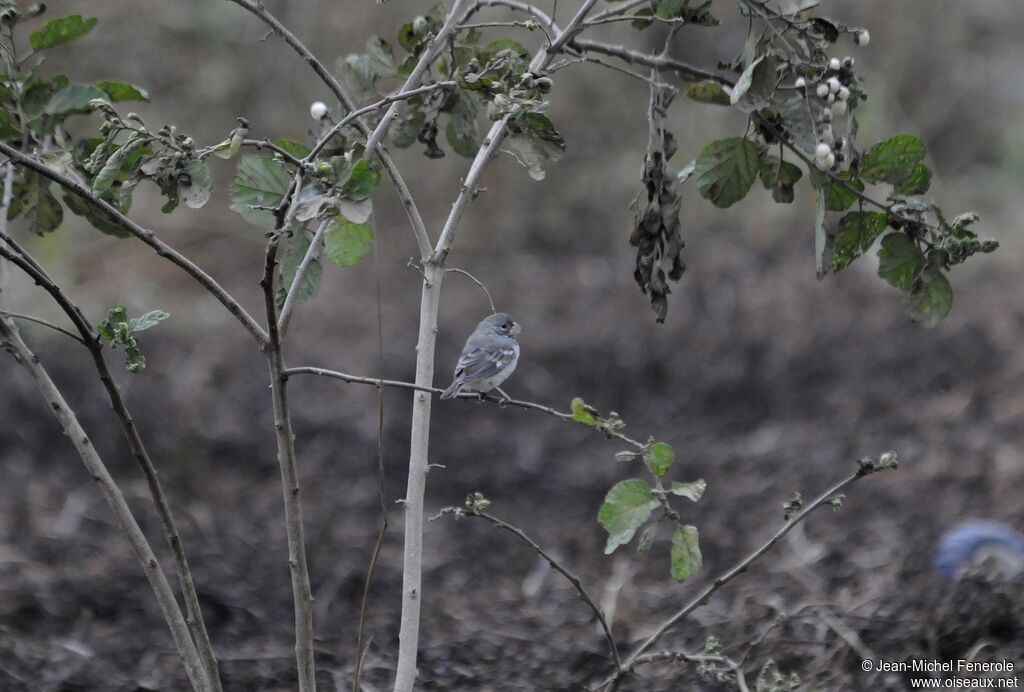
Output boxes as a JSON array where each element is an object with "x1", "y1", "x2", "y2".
[{"x1": 1, "y1": 229, "x2": 1022, "y2": 691}]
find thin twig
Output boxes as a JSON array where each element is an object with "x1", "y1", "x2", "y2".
[
  {"x1": 626, "y1": 651, "x2": 750, "y2": 692},
  {"x1": 597, "y1": 457, "x2": 897, "y2": 690},
  {"x1": 570, "y1": 39, "x2": 729, "y2": 84},
  {"x1": 443, "y1": 507, "x2": 621, "y2": 670},
  {"x1": 0, "y1": 317, "x2": 211, "y2": 692},
  {"x1": 277, "y1": 219, "x2": 330, "y2": 340},
  {"x1": 282, "y1": 366, "x2": 647, "y2": 449},
  {"x1": 0, "y1": 310, "x2": 84, "y2": 344},
  {"x1": 445, "y1": 267, "x2": 496, "y2": 313},
  {"x1": 0, "y1": 141, "x2": 268, "y2": 347}
]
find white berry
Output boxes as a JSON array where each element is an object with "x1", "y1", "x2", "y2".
[
  {"x1": 309, "y1": 101, "x2": 329, "y2": 120},
  {"x1": 831, "y1": 100, "x2": 848, "y2": 116},
  {"x1": 819, "y1": 126, "x2": 834, "y2": 144},
  {"x1": 820, "y1": 107, "x2": 833, "y2": 123},
  {"x1": 827, "y1": 77, "x2": 842, "y2": 93},
  {"x1": 794, "y1": 76, "x2": 807, "y2": 90},
  {"x1": 855, "y1": 29, "x2": 870, "y2": 46},
  {"x1": 827, "y1": 93, "x2": 836, "y2": 104},
  {"x1": 816, "y1": 83, "x2": 829, "y2": 98},
  {"x1": 829, "y1": 57, "x2": 841, "y2": 71},
  {"x1": 815, "y1": 142, "x2": 832, "y2": 159}
]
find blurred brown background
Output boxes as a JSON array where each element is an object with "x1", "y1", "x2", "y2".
[{"x1": 1, "y1": 1, "x2": 1023, "y2": 690}]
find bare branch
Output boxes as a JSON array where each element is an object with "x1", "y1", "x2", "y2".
[
  {"x1": 284, "y1": 365, "x2": 647, "y2": 449},
  {"x1": 570, "y1": 39, "x2": 729, "y2": 84},
  {"x1": 622, "y1": 651, "x2": 750, "y2": 692},
  {"x1": 442, "y1": 506, "x2": 622, "y2": 671},
  {"x1": 0, "y1": 241, "x2": 223, "y2": 691},
  {"x1": 0, "y1": 317, "x2": 211, "y2": 692},
  {"x1": 598, "y1": 457, "x2": 898, "y2": 690},
  {"x1": 0, "y1": 141, "x2": 268, "y2": 347},
  {"x1": 260, "y1": 234, "x2": 317, "y2": 692}
]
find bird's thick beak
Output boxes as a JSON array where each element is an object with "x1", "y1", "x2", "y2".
[{"x1": 510, "y1": 321, "x2": 522, "y2": 336}]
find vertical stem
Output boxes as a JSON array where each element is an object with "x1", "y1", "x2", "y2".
[
  {"x1": 393, "y1": 263, "x2": 444, "y2": 692},
  {"x1": 0, "y1": 317, "x2": 210, "y2": 692},
  {"x1": 261, "y1": 240, "x2": 316, "y2": 692}
]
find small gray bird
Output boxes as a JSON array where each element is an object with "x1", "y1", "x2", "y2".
[{"x1": 441, "y1": 312, "x2": 521, "y2": 400}]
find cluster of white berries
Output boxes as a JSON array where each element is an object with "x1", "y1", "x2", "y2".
[{"x1": 793, "y1": 53, "x2": 860, "y2": 170}]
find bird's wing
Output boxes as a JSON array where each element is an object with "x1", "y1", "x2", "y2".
[{"x1": 454, "y1": 335, "x2": 518, "y2": 384}]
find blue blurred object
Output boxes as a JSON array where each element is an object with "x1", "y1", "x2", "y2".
[{"x1": 934, "y1": 520, "x2": 1024, "y2": 579}]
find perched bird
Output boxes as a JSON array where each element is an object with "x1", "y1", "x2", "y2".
[
  {"x1": 441, "y1": 312, "x2": 521, "y2": 400},
  {"x1": 934, "y1": 520, "x2": 1024, "y2": 580}
]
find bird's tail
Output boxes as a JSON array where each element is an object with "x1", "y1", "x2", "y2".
[{"x1": 440, "y1": 380, "x2": 462, "y2": 400}]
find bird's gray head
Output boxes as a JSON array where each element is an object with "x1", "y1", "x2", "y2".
[{"x1": 479, "y1": 312, "x2": 521, "y2": 337}]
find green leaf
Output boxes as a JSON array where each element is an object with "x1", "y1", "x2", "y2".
[
  {"x1": 859, "y1": 134, "x2": 926, "y2": 185},
  {"x1": 570, "y1": 397, "x2": 601, "y2": 426},
  {"x1": 45, "y1": 84, "x2": 106, "y2": 115},
  {"x1": 832, "y1": 211, "x2": 888, "y2": 271},
  {"x1": 685, "y1": 80, "x2": 731, "y2": 106},
  {"x1": 656, "y1": 0, "x2": 683, "y2": 19},
  {"x1": 904, "y1": 269, "x2": 952, "y2": 328},
  {"x1": 823, "y1": 171, "x2": 865, "y2": 212},
  {"x1": 692, "y1": 137, "x2": 760, "y2": 208},
  {"x1": 480, "y1": 38, "x2": 529, "y2": 59},
  {"x1": 280, "y1": 231, "x2": 322, "y2": 306},
  {"x1": 669, "y1": 479, "x2": 706, "y2": 502},
  {"x1": 324, "y1": 217, "x2": 373, "y2": 267},
  {"x1": 732, "y1": 56, "x2": 776, "y2": 112},
  {"x1": 340, "y1": 159, "x2": 379, "y2": 201},
  {"x1": 129, "y1": 310, "x2": 170, "y2": 332},
  {"x1": 637, "y1": 523, "x2": 659, "y2": 554},
  {"x1": 598, "y1": 479, "x2": 660, "y2": 554},
  {"x1": 508, "y1": 113, "x2": 565, "y2": 181},
  {"x1": 644, "y1": 442, "x2": 675, "y2": 477},
  {"x1": 95, "y1": 81, "x2": 149, "y2": 102},
  {"x1": 180, "y1": 159, "x2": 212, "y2": 209},
  {"x1": 275, "y1": 138, "x2": 311, "y2": 160},
  {"x1": 670, "y1": 525, "x2": 702, "y2": 581},
  {"x1": 893, "y1": 163, "x2": 932, "y2": 196},
  {"x1": 759, "y1": 157, "x2": 802, "y2": 204},
  {"x1": 877, "y1": 233, "x2": 924, "y2": 291},
  {"x1": 30, "y1": 15, "x2": 98, "y2": 51},
  {"x1": 391, "y1": 110, "x2": 425, "y2": 148},
  {"x1": 11, "y1": 172, "x2": 62, "y2": 235},
  {"x1": 815, "y1": 187, "x2": 830, "y2": 279},
  {"x1": 446, "y1": 91, "x2": 479, "y2": 158},
  {"x1": 63, "y1": 192, "x2": 129, "y2": 237},
  {"x1": 229, "y1": 155, "x2": 291, "y2": 225}
]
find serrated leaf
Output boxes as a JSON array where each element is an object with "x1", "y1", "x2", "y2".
[
  {"x1": 685, "y1": 80, "x2": 731, "y2": 105},
  {"x1": 598, "y1": 479, "x2": 660, "y2": 554},
  {"x1": 129, "y1": 310, "x2": 170, "y2": 332},
  {"x1": 480, "y1": 38, "x2": 529, "y2": 59},
  {"x1": 670, "y1": 525, "x2": 702, "y2": 581},
  {"x1": 904, "y1": 269, "x2": 952, "y2": 328},
  {"x1": 730, "y1": 56, "x2": 763, "y2": 105},
  {"x1": 229, "y1": 155, "x2": 291, "y2": 225},
  {"x1": 832, "y1": 211, "x2": 888, "y2": 271},
  {"x1": 337, "y1": 198, "x2": 372, "y2": 224},
  {"x1": 11, "y1": 172, "x2": 62, "y2": 235},
  {"x1": 45, "y1": 84, "x2": 106, "y2": 115},
  {"x1": 859, "y1": 134, "x2": 926, "y2": 185},
  {"x1": 323, "y1": 217, "x2": 373, "y2": 267},
  {"x1": 180, "y1": 159, "x2": 212, "y2": 209},
  {"x1": 30, "y1": 15, "x2": 98, "y2": 51},
  {"x1": 759, "y1": 157, "x2": 802, "y2": 204},
  {"x1": 446, "y1": 91, "x2": 479, "y2": 158},
  {"x1": 644, "y1": 442, "x2": 675, "y2": 477},
  {"x1": 570, "y1": 397, "x2": 601, "y2": 426},
  {"x1": 669, "y1": 479, "x2": 706, "y2": 502},
  {"x1": 96, "y1": 81, "x2": 149, "y2": 103},
  {"x1": 391, "y1": 110, "x2": 425, "y2": 148},
  {"x1": 63, "y1": 192, "x2": 128, "y2": 237},
  {"x1": 732, "y1": 56, "x2": 776, "y2": 112},
  {"x1": 878, "y1": 233, "x2": 924, "y2": 291},
  {"x1": 508, "y1": 113, "x2": 565, "y2": 181},
  {"x1": 340, "y1": 159, "x2": 379, "y2": 201},
  {"x1": 692, "y1": 137, "x2": 760, "y2": 208}
]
